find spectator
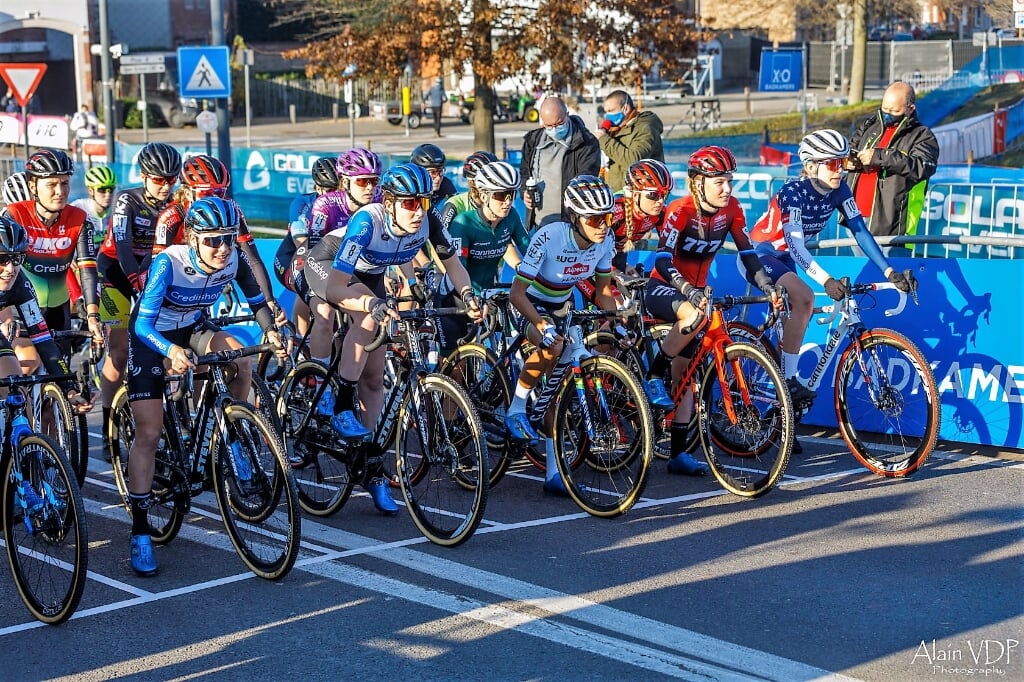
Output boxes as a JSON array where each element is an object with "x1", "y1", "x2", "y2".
[
  {"x1": 2, "y1": 89, "x2": 18, "y2": 113},
  {"x1": 845, "y1": 80, "x2": 938, "y2": 256},
  {"x1": 425, "y1": 77, "x2": 446, "y2": 138},
  {"x1": 596, "y1": 90, "x2": 664, "y2": 192},
  {"x1": 519, "y1": 95, "x2": 600, "y2": 230},
  {"x1": 69, "y1": 104, "x2": 100, "y2": 160}
]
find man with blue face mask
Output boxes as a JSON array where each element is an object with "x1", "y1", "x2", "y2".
[
  {"x1": 845, "y1": 80, "x2": 938, "y2": 253},
  {"x1": 520, "y1": 95, "x2": 601, "y2": 230},
  {"x1": 596, "y1": 90, "x2": 664, "y2": 192}
]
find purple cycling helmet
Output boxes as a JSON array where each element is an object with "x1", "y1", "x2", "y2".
[{"x1": 336, "y1": 148, "x2": 382, "y2": 177}]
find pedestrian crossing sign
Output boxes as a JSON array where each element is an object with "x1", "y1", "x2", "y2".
[{"x1": 177, "y1": 46, "x2": 232, "y2": 99}]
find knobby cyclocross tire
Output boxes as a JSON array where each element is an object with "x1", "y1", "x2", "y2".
[
  {"x1": 212, "y1": 402, "x2": 300, "y2": 580},
  {"x1": 552, "y1": 355, "x2": 654, "y2": 518},
  {"x1": 439, "y1": 342, "x2": 513, "y2": 487},
  {"x1": 835, "y1": 329, "x2": 940, "y2": 477},
  {"x1": 698, "y1": 341, "x2": 794, "y2": 498},
  {"x1": 276, "y1": 361, "x2": 353, "y2": 516},
  {"x1": 724, "y1": 320, "x2": 781, "y2": 367},
  {"x1": 4, "y1": 433, "x2": 87, "y2": 625},
  {"x1": 395, "y1": 373, "x2": 487, "y2": 547},
  {"x1": 40, "y1": 384, "x2": 88, "y2": 488}
]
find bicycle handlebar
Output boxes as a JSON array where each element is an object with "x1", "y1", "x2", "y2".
[
  {"x1": 209, "y1": 313, "x2": 257, "y2": 327},
  {"x1": 815, "y1": 280, "x2": 912, "y2": 324},
  {"x1": 0, "y1": 372, "x2": 76, "y2": 389}
]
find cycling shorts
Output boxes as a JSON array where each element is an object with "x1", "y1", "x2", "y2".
[{"x1": 125, "y1": 317, "x2": 221, "y2": 402}]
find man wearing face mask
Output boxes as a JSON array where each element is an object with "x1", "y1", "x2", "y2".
[
  {"x1": 596, "y1": 90, "x2": 664, "y2": 193},
  {"x1": 520, "y1": 95, "x2": 600, "y2": 230},
  {"x1": 845, "y1": 80, "x2": 938, "y2": 255}
]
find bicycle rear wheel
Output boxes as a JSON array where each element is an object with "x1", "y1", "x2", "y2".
[
  {"x1": 396, "y1": 374, "x2": 487, "y2": 547},
  {"x1": 835, "y1": 329, "x2": 940, "y2": 477},
  {"x1": 276, "y1": 362, "x2": 353, "y2": 516},
  {"x1": 213, "y1": 403, "x2": 301, "y2": 580},
  {"x1": 4, "y1": 434, "x2": 87, "y2": 624},
  {"x1": 698, "y1": 342, "x2": 793, "y2": 498},
  {"x1": 552, "y1": 356, "x2": 653, "y2": 517},
  {"x1": 439, "y1": 343, "x2": 512, "y2": 487},
  {"x1": 40, "y1": 384, "x2": 88, "y2": 488}
]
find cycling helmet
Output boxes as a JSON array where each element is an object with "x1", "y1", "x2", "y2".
[
  {"x1": 180, "y1": 155, "x2": 229, "y2": 190},
  {"x1": 626, "y1": 159, "x2": 673, "y2": 192},
  {"x1": 185, "y1": 196, "x2": 240, "y2": 233},
  {"x1": 687, "y1": 146, "x2": 737, "y2": 177},
  {"x1": 84, "y1": 165, "x2": 117, "y2": 189},
  {"x1": 137, "y1": 142, "x2": 183, "y2": 177},
  {"x1": 336, "y1": 148, "x2": 382, "y2": 177},
  {"x1": 2, "y1": 173, "x2": 31, "y2": 204},
  {"x1": 798, "y1": 129, "x2": 850, "y2": 164},
  {"x1": 379, "y1": 163, "x2": 432, "y2": 198},
  {"x1": 462, "y1": 150, "x2": 498, "y2": 180},
  {"x1": 311, "y1": 157, "x2": 339, "y2": 189},
  {"x1": 25, "y1": 149, "x2": 74, "y2": 178},
  {"x1": 0, "y1": 212, "x2": 30, "y2": 253},
  {"x1": 563, "y1": 175, "x2": 614, "y2": 215},
  {"x1": 473, "y1": 161, "x2": 521, "y2": 192},
  {"x1": 410, "y1": 143, "x2": 446, "y2": 169}
]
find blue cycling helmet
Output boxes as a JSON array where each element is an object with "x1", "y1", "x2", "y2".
[
  {"x1": 379, "y1": 163, "x2": 432, "y2": 198},
  {"x1": 185, "y1": 196, "x2": 240, "y2": 233}
]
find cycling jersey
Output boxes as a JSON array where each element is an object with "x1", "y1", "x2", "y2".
[
  {"x1": 133, "y1": 244, "x2": 272, "y2": 356},
  {"x1": 749, "y1": 177, "x2": 889, "y2": 286},
  {"x1": 446, "y1": 205, "x2": 529, "y2": 294},
  {"x1": 275, "y1": 192, "x2": 317, "y2": 288},
  {"x1": 610, "y1": 193, "x2": 666, "y2": 253},
  {"x1": 0, "y1": 272, "x2": 72, "y2": 381},
  {"x1": 330, "y1": 204, "x2": 457, "y2": 277},
  {"x1": 516, "y1": 221, "x2": 614, "y2": 304},
  {"x1": 152, "y1": 201, "x2": 186, "y2": 256},
  {"x1": 439, "y1": 192, "x2": 473, "y2": 228},
  {"x1": 652, "y1": 195, "x2": 765, "y2": 289},
  {"x1": 4, "y1": 201, "x2": 98, "y2": 310},
  {"x1": 308, "y1": 191, "x2": 358, "y2": 250},
  {"x1": 98, "y1": 187, "x2": 168, "y2": 292},
  {"x1": 70, "y1": 197, "x2": 108, "y2": 246},
  {"x1": 288, "y1": 192, "x2": 317, "y2": 241}
]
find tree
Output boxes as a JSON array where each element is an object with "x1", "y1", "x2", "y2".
[{"x1": 277, "y1": 0, "x2": 697, "y2": 153}]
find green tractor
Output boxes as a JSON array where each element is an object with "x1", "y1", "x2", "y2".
[{"x1": 458, "y1": 92, "x2": 538, "y2": 124}]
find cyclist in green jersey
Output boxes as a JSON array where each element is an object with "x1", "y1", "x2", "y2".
[{"x1": 438, "y1": 151, "x2": 498, "y2": 227}]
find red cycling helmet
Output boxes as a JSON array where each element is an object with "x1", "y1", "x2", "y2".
[
  {"x1": 687, "y1": 146, "x2": 737, "y2": 177},
  {"x1": 625, "y1": 159, "x2": 673, "y2": 193},
  {"x1": 181, "y1": 155, "x2": 230, "y2": 191}
]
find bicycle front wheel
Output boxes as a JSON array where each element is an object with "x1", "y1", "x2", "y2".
[
  {"x1": 835, "y1": 329, "x2": 940, "y2": 477},
  {"x1": 4, "y1": 434, "x2": 88, "y2": 624},
  {"x1": 213, "y1": 402, "x2": 301, "y2": 580},
  {"x1": 552, "y1": 356, "x2": 653, "y2": 518},
  {"x1": 40, "y1": 384, "x2": 88, "y2": 488},
  {"x1": 699, "y1": 342, "x2": 793, "y2": 498},
  {"x1": 396, "y1": 374, "x2": 488, "y2": 547}
]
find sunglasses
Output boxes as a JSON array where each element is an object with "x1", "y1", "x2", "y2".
[
  {"x1": 0, "y1": 253, "x2": 26, "y2": 266},
  {"x1": 490, "y1": 190, "x2": 516, "y2": 203},
  {"x1": 640, "y1": 190, "x2": 667, "y2": 202},
  {"x1": 542, "y1": 118, "x2": 567, "y2": 129},
  {"x1": 820, "y1": 158, "x2": 845, "y2": 172},
  {"x1": 425, "y1": 167, "x2": 444, "y2": 177},
  {"x1": 397, "y1": 196, "x2": 430, "y2": 212},
  {"x1": 351, "y1": 176, "x2": 379, "y2": 188},
  {"x1": 580, "y1": 214, "x2": 611, "y2": 228},
  {"x1": 198, "y1": 234, "x2": 236, "y2": 248},
  {"x1": 94, "y1": 187, "x2": 115, "y2": 194},
  {"x1": 196, "y1": 187, "x2": 226, "y2": 198},
  {"x1": 148, "y1": 175, "x2": 178, "y2": 187}
]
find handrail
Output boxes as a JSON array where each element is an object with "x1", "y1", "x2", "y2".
[{"x1": 808, "y1": 234, "x2": 1024, "y2": 250}]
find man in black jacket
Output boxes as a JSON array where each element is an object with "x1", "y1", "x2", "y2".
[
  {"x1": 520, "y1": 96, "x2": 600, "y2": 230},
  {"x1": 845, "y1": 81, "x2": 939, "y2": 255}
]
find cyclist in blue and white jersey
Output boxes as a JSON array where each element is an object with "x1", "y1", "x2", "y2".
[
  {"x1": 304, "y1": 163, "x2": 482, "y2": 515},
  {"x1": 745, "y1": 129, "x2": 917, "y2": 408},
  {"x1": 124, "y1": 197, "x2": 284, "y2": 577}
]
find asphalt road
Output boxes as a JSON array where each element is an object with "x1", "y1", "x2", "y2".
[{"x1": 1, "y1": 409, "x2": 1020, "y2": 681}]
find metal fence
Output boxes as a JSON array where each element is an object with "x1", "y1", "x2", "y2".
[{"x1": 246, "y1": 77, "x2": 406, "y2": 119}]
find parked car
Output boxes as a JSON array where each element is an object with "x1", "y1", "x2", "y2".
[
  {"x1": 369, "y1": 99, "x2": 433, "y2": 129},
  {"x1": 145, "y1": 90, "x2": 200, "y2": 128}
]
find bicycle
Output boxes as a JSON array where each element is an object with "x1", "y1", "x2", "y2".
[
  {"x1": 46, "y1": 327, "x2": 101, "y2": 486},
  {"x1": 0, "y1": 371, "x2": 88, "y2": 624},
  {"x1": 276, "y1": 301, "x2": 488, "y2": 547},
  {"x1": 442, "y1": 304, "x2": 655, "y2": 518},
  {"x1": 727, "y1": 279, "x2": 940, "y2": 477},
  {"x1": 107, "y1": 343, "x2": 301, "y2": 580}
]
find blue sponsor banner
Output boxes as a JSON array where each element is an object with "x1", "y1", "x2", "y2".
[{"x1": 758, "y1": 49, "x2": 803, "y2": 93}]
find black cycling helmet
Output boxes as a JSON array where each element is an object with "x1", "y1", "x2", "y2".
[
  {"x1": 0, "y1": 212, "x2": 30, "y2": 253},
  {"x1": 137, "y1": 142, "x2": 183, "y2": 178},
  {"x1": 410, "y1": 143, "x2": 446, "y2": 169},
  {"x1": 25, "y1": 149, "x2": 74, "y2": 178},
  {"x1": 463, "y1": 150, "x2": 498, "y2": 180},
  {"x1": 311, "y1": 157, "x2": 339, "y2": 190}
]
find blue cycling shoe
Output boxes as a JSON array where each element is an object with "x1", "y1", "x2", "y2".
[
  {"x1": 505, "y1": 411, "x2": 541, "y2": 441},
  {"x1": 543, "y1": 472, "x2": 569, "y2": 497},
  {"x1": 667, "y1": 451, "x2": 710, "y2": 476},
  {"x1": 130, "y1": 534, "x2": 159, "y2": 576},
  {"x1": 331, "y1": 410, "x2": 372, "y2": 441},
  {"x1": 316, "y1": 387, "x2": 335, "y2": 418},
  {"x1": 643, "y1": 378, "x2": 676, "y2": 411},
  {"x1": 364, "y1": 477, "x2": 399, "y2": 515}
]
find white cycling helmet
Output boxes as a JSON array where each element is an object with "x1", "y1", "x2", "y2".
[
  {"x1": 2, "y1": 172, "x2": 31, "y2": 205},
  {"x1": 563, "y1": 175, "x2": 614, "y2": 216},
  {"x1": 798, "y1": 129, "x2": 850, "y2": 164},
  {"x1": 474, "y1": 161, "x2": 521, "y2": 192}
]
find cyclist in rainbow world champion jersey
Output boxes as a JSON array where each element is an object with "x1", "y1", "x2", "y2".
[
  {"x1": 124, "y1": 196, "x2": 285, "y2": 577},
  {"x1": 744, "y1": 129, "x2": 917, "y2": 406}
]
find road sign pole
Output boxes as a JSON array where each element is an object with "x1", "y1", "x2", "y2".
[
  {"x1": 210, "y1": 0, "x2": 232, "y2": 177},
  {"x1": 141, "y1": 73, "x2": 149, "y2": 144},
  {"x1": 98, "y1": 0, "x2": 115, "y2": 164},
  {"x1": 21, "y1": 104, "x2": 28, "y2": 161}
]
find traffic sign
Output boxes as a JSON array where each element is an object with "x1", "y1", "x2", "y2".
[
  {"x1": 1015, "y1": 0, "x2": 1024, "y2": 13},
  {"x1": 195, "y1": 110, "x2": 218, "y2": 134},
  {"x1": 121, "y1": 63, "x2": 166, "y2": 75},
  {"x1": 0, "y1": 63, "x2": 48, "y2": 107},
  {"x1": 758, "y1": 49, "x2": 802, "y2": 93},
  {"x1": 178, "y1": 46, "x2": 232, "y2": 99},
  {"x1": 1016, "y1": 12, "x2": 1024, "y2": 29},
  {"x1": 121, "y1": 54, "x2": 165, "y2": 66}
]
